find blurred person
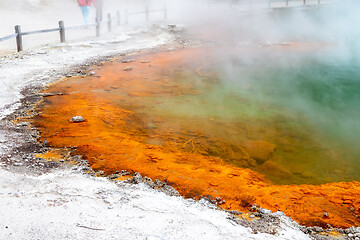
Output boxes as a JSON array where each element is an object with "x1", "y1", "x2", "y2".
[
  {"x1": 77, "y1": 0, "x2": 94, "y2": 24},
  {"x1": 95, "y1": 0, "x2": 104, "y2": 22}
]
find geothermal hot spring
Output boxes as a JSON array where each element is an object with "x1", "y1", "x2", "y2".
[{"x1": 30, "y1": 4, "x2": 360, "y2": 229}]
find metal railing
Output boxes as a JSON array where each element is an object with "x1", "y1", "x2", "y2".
[{"x1": 0, "y1": 6, "x2": 167, "y2": 52}]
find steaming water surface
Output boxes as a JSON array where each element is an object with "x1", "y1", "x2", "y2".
[
  {"x1": 111, "y1": 48, "x2": 360, "y2": 185},
  {"x1": 211, "y1": 51, "x2": 360, "y2": 184}
]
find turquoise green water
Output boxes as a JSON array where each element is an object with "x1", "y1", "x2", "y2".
[{"x1": 213, "y1": 53, "x2": 360, "y2": 184}]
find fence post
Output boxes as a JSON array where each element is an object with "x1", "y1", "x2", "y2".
[
  {"x1": 15, "y1": 25, "x2": 23, "y2": 52},
  {"x1": 145, "y1": 6, "x2": 149, "y2": 22},
  {"x1": 59, "y1": 21, "x2": 66, "y2": 43},
  {"x1": 303, "y1": 0, "x2": 306, "y2": 5},
  {"x1": 117, "y1": 11, "x2": 120, "y2": 26},
  {"x1": 318, "y1": 0, "x2": 320, "y2": 4},
  {"x1": 286, "y1": 0, "x2": 289, "y2": 6},
  {"x1": 268, "y1": 0, "x2": 271, "y2": 8},
  {"x1": 107, "y1": 13, "x2": 112, "y2": 32},
  {"x1": 96, "y1": 17, "x2": 100, "y2": 37},
  {"x1": 125, "y1": 9, "x2": 128, "y2": 25},
  {"x1": 164, "y1": 5, "x2": 167, "y2": 20}
]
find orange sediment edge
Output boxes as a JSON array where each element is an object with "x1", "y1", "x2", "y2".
[
  {"x1": 35, "y1": 149, "x2": 71, "y2": 162},
  {"x1": 30, "y1": 47, "x2": 360, "y2": 229}
]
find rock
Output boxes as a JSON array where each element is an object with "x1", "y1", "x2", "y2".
[
  {"x1": 42, "y1": 140, "x2": 49, "y2": 147},
  {"x1": 225, "y1": 210, "x2": 242, "y2": 215},
  {"x1": 154, "y1": 179, "x2": 164, "y2": 187},
  {"x1": 17, "y1": 122, "x2": 30, "y2": 126},
  {"x1": 123, "y1": 67, "x2": 133, "y2": 71},
  {"x1": 313, "y1": 226, "x2": 323, "y2": 232},
  {"x1": 70, "y1": 116, "x2": 85, "y2": 123},
  {"x1": 250, "y1": 203, "x2": 259, "y2": 211},
  {"x1": 323, "y1": 212, "x2": 329, "y2": 218},
  {"x1": 88, "y1": 71, "x2": 96, "y2": 76},
  {"x1": 108, "y1": 174, "x2": 119, "y2": 180},
  {"x1": 131, "y1": 172, "x2": 143, "y2": 184},
  {"x1": 243, "y1": 140, "x2": 276, "y2": 163},
  {"x1": 95, "y1": 170, "x2": 105, "y2": 177},
  {"x1": 143, "y1": 176, "x2": 153, "y2": 184},
  {"x1": 257, "y1": 207, "x2": 270, "y2": 215},
  {"x1": 122, "y1": 59, "x2": 135, "y2": 63}
]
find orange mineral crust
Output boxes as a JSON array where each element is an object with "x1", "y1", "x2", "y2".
[{"x1": 32, "y1": 48, "x2": 360, "y2": 228}]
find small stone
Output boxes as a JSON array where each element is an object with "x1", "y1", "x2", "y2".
[
  {"x1": 108, "y1": 174, "x2": 119, "y2": 180},
  {"x1": 122, "y1": 59, "x2": 135, "y2": 63},
  {"x1": 323, "y1": 212, "x2": 329, "y2": 218},
  {"x1": 70, "y1": 116, "x2": 85, "y2": 123},
  {"x1": 131, "y1": 172, "x2": 143, "y2": 184},
  {"x1": 88, "y1": 71, "x2": 96, "y2": 76},
  {"x1": 348, "y1": 233, "x2": 354, "y2": 238},
  {"x1": 123, "y1": 67, "x2": 133, "y2": 71},
  {"x1": 141, "y1": 60, "x2": 150, "y2": 63},
  {"x1": 143, "y1": 176, "x2": 152, "y2": 182},
  {"x1": 313, "y1": 226, "x2": 323, "y2": 232},
  {"x1": 42, "y1": 140, "x2": 49, "y2": 147},
  {"x1": 250, "y1": 203, "x2": 259, "y2": 211}
]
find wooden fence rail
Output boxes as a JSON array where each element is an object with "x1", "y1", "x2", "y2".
[
  {"x1": 270, "y1": 0, "x2": 322, "y2": 7},
  {"x1": 0, "y1": 6, "x2": 167, "y2": 52},
  {"x1": 0, "y1": 33, "x2": 18, "y2": 43}
]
